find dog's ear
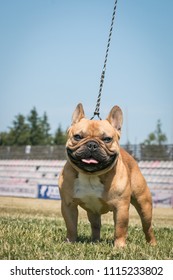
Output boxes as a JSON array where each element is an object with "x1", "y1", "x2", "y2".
[
  {"x1": 72, "y1": 103, "x2": 85, "y2": 124},
  {"x1": 107, "y1": 106, "x2": 123, "y2": 136}
]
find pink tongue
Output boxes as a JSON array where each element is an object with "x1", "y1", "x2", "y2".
[{"x1": 82, "y1": 158, "x2": 99, "y2": 164}]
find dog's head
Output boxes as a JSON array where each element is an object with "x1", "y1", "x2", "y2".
[{"x1": 66, "y1": 103, "x2": 123, "y2": 175}]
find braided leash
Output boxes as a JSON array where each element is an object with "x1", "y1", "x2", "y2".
[{"x1": 91, "y1": 0, "x2": 118, "y2": 120}]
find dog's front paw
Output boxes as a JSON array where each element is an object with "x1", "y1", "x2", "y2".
[
  {"x1": 148, "y1": 238, "x2": 157, "y2": 246},
  {"x1": 114, "y1": 238, "x2": 126, "y2": 248},
  {"x1": 66, "y1": 237, "x2": 76, "y2": 243}
]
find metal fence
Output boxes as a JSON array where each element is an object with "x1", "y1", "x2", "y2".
[
  {"x1": 0, "y1": 144, "x2": 173, "y2": 161},
  {"x1": 0, "y1": 145, "x2": 65, "y2": 160},
  {"x1": 123, "y1": 144, "x2": 173, "y2": 161}
]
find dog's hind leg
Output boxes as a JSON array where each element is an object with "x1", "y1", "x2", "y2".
[
  {"x1": 87, "y1": 211, "x2": 101, "y2": 241},
  {"x1": 131, "y1": 187, "x2": 157, "y2": 245}
]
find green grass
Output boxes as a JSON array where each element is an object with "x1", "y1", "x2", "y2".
[
  {"x1": 0, "y1": 215, "x2": 173, "y2": 260},
  {"x1": 0, "y1": 197, "x2": 173, "y2": 260}
]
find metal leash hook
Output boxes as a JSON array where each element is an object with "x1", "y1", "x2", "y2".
[
  {"x1": 91, "y1": 0, "x2": 118, "y2": 120},
  {"x1": 90, "y1": 112, "x2": 102, "y2": 120}
]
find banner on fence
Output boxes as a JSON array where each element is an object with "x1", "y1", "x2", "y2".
[
  {"x1": 0, "y1": 183, "x2": 172, "y2": 206},
  {"x1": 38, "y1": 184, "x2": 61, "y2": 200},
  {"x1": 0, "y1": 184, "x2": 38, "y2": 198},
  {"x1": 151, "y1": 190, "x2": 173, "y2": 208}
]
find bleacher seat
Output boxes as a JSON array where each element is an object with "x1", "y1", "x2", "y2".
[
  {"x1": 0, "y1": 160, "x2": 65, "y2": 189},
  {"x1": 0, "y1": 159, "x2": 172, "y2": 206}
]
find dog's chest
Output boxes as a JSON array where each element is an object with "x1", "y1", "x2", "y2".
[{"x1": 74, "y1": 174, "x2": 104, "y2": 213}]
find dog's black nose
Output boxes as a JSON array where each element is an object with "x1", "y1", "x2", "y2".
[{"x1": 87, "y1": 141, "x2": 99, "y2": 152}]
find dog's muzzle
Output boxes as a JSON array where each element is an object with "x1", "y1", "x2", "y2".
[{"x1": 67, "y1": 140, "x2": 118, "y2": 173}]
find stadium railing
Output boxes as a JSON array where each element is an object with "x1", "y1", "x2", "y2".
[{"x1": 0, "y1": 144, "x2": 173, "y2": 161}]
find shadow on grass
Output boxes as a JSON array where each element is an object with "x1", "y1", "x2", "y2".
[{"x1": 76, "y1": 235, "x2": 114, "y2": 246}]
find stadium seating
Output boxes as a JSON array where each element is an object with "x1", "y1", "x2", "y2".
[
  {"x1": 138, "y1": 161, "x2": 173, "y2": 190},
  {"x1": 0, "y1": 160, "x2": 65, "y2": 187},
  {"x1": 0, "y1": 160, "x2": 172, "y2": 206}
]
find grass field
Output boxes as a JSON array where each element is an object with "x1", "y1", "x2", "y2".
[{"x1": 0, "y1": 197, "x2": 173, "y2": 260}]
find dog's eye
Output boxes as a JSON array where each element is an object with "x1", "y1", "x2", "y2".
[
  {"x1": 103, "y1": 137, "x2": 113, "y2": 143},
  {"x1": 73, "y1": 134, "x2": 83, "y2": 141}
]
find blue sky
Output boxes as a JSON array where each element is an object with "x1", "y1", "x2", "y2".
[{"x1": 0, "y1": 0, "x2": 173, "y2": 144}]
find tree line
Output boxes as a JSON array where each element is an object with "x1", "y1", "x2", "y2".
[
  {"x1": 0, "y1": 108, "x2": 167, "y2": 152},
  {"x1": 140, "y1": 119, "x2": 168, "y2": 160},
  {"x1": 0, "y1": 107, "x2": 67, "y2": 146},
  {"x1": 124, "y1": 119, "x2": 169, "y2": 160}
]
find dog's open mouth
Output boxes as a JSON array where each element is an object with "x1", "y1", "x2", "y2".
[{"x1": 67, "y1": 148, "x2": 117, "y2": 173}]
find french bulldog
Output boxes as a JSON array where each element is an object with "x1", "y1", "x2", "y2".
[{"x1": 58, "y1": 103, "x2": 156, "y2": 247}]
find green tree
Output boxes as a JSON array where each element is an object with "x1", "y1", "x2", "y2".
[
  {"x1": 40, "y1": 112, "x2": 52, "y2": 145},
  {"x1": 7, "y1": 114, "x2": 30, "y2": 145},
  {"x1": 0, "y1": 107, "x2": 64, "y2": 146},
  {"x1": 144, "y1": 120, "x2": 167, "y2": 145},
  {"x1": 27, "y1": 107, "x2": 44, "y2": 145},
  {"x1": 141, "y1": 119, "x2": 168, "y2": 160},
  {"x1": 155, "y1": 119, "x2": 167, "y2": 145},
  {"x1": 0, "y1": 132, "x2": 10, "y2": 145},
  {"x1": 54, "y1": 125, "x2": 67, "y2": 145}
]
